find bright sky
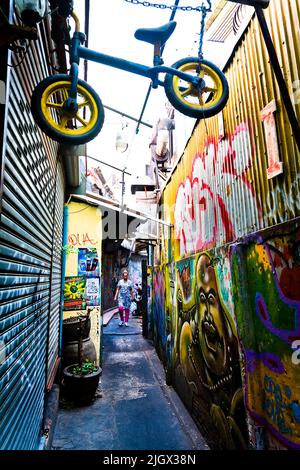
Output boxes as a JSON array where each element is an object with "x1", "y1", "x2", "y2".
[{"x1": 73, "y1": 0, "x2": 220, "y2": 204}]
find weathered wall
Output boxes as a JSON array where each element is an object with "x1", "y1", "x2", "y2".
[{"x1": 153, "y1": 0, "x2": 300, "y2": 450}]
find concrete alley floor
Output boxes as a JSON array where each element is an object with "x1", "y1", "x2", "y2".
[{"x1": 52, "y1": 314, "x2": 209, "y2": 451}]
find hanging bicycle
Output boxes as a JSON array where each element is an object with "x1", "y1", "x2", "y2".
[{"x1": 31, "y1": 1, "x2": 229, "y2": 145}]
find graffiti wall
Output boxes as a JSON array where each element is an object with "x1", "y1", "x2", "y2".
[
  {"x1": 173, "y1": 123, "x2": 262, "y2": 258},
  {"x1": 163, "y1": 0, "x2": 300, "y2": 261},
  {"x1": 232, "y1": 225, "x2": 300, "y2": 450},
  {"x1": 147, "y1": 267, "x2": 153, "y2": 339},
  {"x1": 157, "y1": 111, "x2": 300, "y2": 448},
  {"x1": 155, "y1": 229, "x2": 300, "y2": 449},
  {"x1": 153, "y1": 0, "x2": 300, "y2": 449},
  {"x1": 161, "y1": 251, "x2": 248, "y2": 449},
  {"x1": 153, "y1": 269, "x2": 167, "y2": 362}
]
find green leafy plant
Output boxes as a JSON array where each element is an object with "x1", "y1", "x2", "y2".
[
  {"x1": 71, "y1": 359, "x2": 98, "y2": 376},
  {"x1": 62, "y1": 245, "x2": 79, "y2": 256}
]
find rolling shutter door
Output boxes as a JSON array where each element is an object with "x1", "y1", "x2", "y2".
[
  {"x1": 0, "y1": 18, "x2": 65, "y2": 449},
  {"x1": 47, "y1": 163, "x2": 64, "y2": 385}
]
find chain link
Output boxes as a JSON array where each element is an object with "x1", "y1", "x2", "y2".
[
  {"x1": 198, "y1": 4, "x2": 208, "y2": 59},
  {"x1": 123, "y1": 0, "x2": 212, "y2": 61},
  {"x1": 123, "y1": 0, "x2": 212, "y2": 13}
]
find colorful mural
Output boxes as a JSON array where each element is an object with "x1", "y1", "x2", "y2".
[
  {"x1": 153, "y1": 270, "x2": 167, "y2": 362},
  {"x1": 153, "y1": 232, "x2": 300, "y2": 449},
  {"x1": 168, "y1": 253, "x2": 248, "y2": 449},
  {"x1": 231, "y1": 231, "x2": 300, "y2": 450},
  {"x1": 153, "y1": 0, "x2": 300, "y2": 451},
  {"x1": 147, "y1": 267, "x2": 153, "y2": 339}
]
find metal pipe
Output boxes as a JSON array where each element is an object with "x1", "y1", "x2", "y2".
[
  {"x1": 59, "y1": 205, "x2": 69, "y2": 358},
  {"x1": 86, "y1": 155, "x2": 131, "y2": 175},
  {"x1": 135, "y1": 85, "x2": 152, "y2": 135},
  {"x1": 255, "y1": 5, "x2": 300, "y2": 153},
  {"x1": 103, "y1": 104, "x2": 152, "y2": 128},
  {"x1": 84, "y1": 0, "x2": 90, "y2": 82},
  {"x1": 79, "y1": 46, "x2": 150, "y2": 78}
]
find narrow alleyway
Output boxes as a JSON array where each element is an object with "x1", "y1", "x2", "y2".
[{"x1": 52, "y1": 315, "x2": 209, "y2": 451}]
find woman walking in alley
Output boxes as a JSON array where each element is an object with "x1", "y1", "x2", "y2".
[{"x1": 114, "y1": 269, "x2": 134, "y2": 327}]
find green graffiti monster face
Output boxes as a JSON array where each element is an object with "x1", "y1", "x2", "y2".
[{"x1": 197, "y1": 254, "x2": 228, "y2": 377}]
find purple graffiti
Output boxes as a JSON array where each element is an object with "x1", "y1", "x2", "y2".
[
  {"x1": 245, "y1": 350, "x2": 285, "y2": 374},
  {"x1": 255, "y1": 293, "x2": 300, "y2": 344}
]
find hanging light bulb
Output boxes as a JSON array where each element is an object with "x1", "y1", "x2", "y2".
[{"x1": 115, "y1": 123, "x2": 128, "y2": 153}]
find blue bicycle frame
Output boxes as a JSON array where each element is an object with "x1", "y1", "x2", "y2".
[{"x1": 67, "y1": 12, "x2": 200, "y2": 106}]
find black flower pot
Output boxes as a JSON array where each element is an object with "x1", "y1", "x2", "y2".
[
  {"x1": 63, "y1": 316, "x2": 91, "y2": 342},
  {"x1": 62, "y1": 364, "x2": 102, "y2": 404}
]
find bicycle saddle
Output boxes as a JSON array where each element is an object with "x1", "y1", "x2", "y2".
[{"x1": 135, "y1": 21, "x2": 177, "y2": 46}]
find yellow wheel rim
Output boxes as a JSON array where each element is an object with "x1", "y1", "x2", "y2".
[
  {"x1": 172, "y1": 62, "x2": 223, "y2": 110},
  {"x1": 41, "y1": 81, "x2": 99, "y2": 136}
]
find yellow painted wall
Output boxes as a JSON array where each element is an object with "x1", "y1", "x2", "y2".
[{"x1": 63, "y1": 201, "x2": 102, "y2": 365}]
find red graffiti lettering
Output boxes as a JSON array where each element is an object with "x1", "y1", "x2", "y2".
[
  {"x1": 68, "y1": 233, "x2": 97, "y2": 246},
  {"x1": 174, "y1": 122, "x2": 261, "y2": 256},
  {"x1": 82, "y1": 233, "x2": 96, "y2": 245},
  {"x1": 68, "y1": 234, "x2": 79, "y2": 246}
]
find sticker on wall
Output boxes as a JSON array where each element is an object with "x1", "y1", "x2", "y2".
[
  {"x1": 78, "y1": 247, "x2": 99, "y2": 277},
  {"x1": 86, "y1": 278, "x2": 100, "y2": 306},
  {"x1": 63, "y1": 276, "x2": 86, "y2": 310}
]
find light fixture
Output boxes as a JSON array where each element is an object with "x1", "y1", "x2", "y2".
[{"x1": 115, "y1": 123, "x2": 128, "y2": 153}]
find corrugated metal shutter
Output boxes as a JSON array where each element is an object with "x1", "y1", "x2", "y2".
[
  {"x1": 47, "y1": 164, "x2": 64, "y2": 384},
  {"x1": 0, "y1": 18, "x2": 65, "y2": 449}
]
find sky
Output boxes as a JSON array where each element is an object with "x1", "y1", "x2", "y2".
[{"x1": 73, "y1": 0, "x2": 221, "y2": 204}]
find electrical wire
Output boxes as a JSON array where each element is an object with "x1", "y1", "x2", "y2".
[
  {"x1": 7, "y1": 40, "x2": 31, "y2": 68},
  {"x1": 67, "y1": 206, "x2": 92, "y2": 214}
]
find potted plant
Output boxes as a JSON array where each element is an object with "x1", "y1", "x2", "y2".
[
  {"x1": 63, "y1": 312, "x2": 91, "y2": 343},
  {"x1": 62, "y1": 316, "x2": 102, "y2": 404}
]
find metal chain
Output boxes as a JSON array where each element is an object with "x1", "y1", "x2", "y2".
[
  {"x1": 123, "y1": 0, "x2": 211, "y2": 58},
  {"x1": 123, "y1": 0, "x2": 212, "y2": 13},
  {"x1": 198, "y1": 4, "x2": 208, "y2": 59}
]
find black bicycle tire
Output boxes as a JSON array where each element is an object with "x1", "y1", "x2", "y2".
[
  {"x1": 164, "y1": 57, "x2": 229, "y2": 119},
  {"x1": 31, "y1": 74, "x2": 105, "y2": 145}
]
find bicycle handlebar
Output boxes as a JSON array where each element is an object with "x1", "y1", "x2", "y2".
[{"x1": 70, "y1": 10, "x2": 81, "y2": 33}]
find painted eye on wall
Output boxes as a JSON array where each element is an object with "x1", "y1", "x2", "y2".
[
  {"x1": 208, "y1": 294, "x2": 216, "y2": 305},
  {"x1": 199, "y1": 293, "x2": 206, "y2": 303}
]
